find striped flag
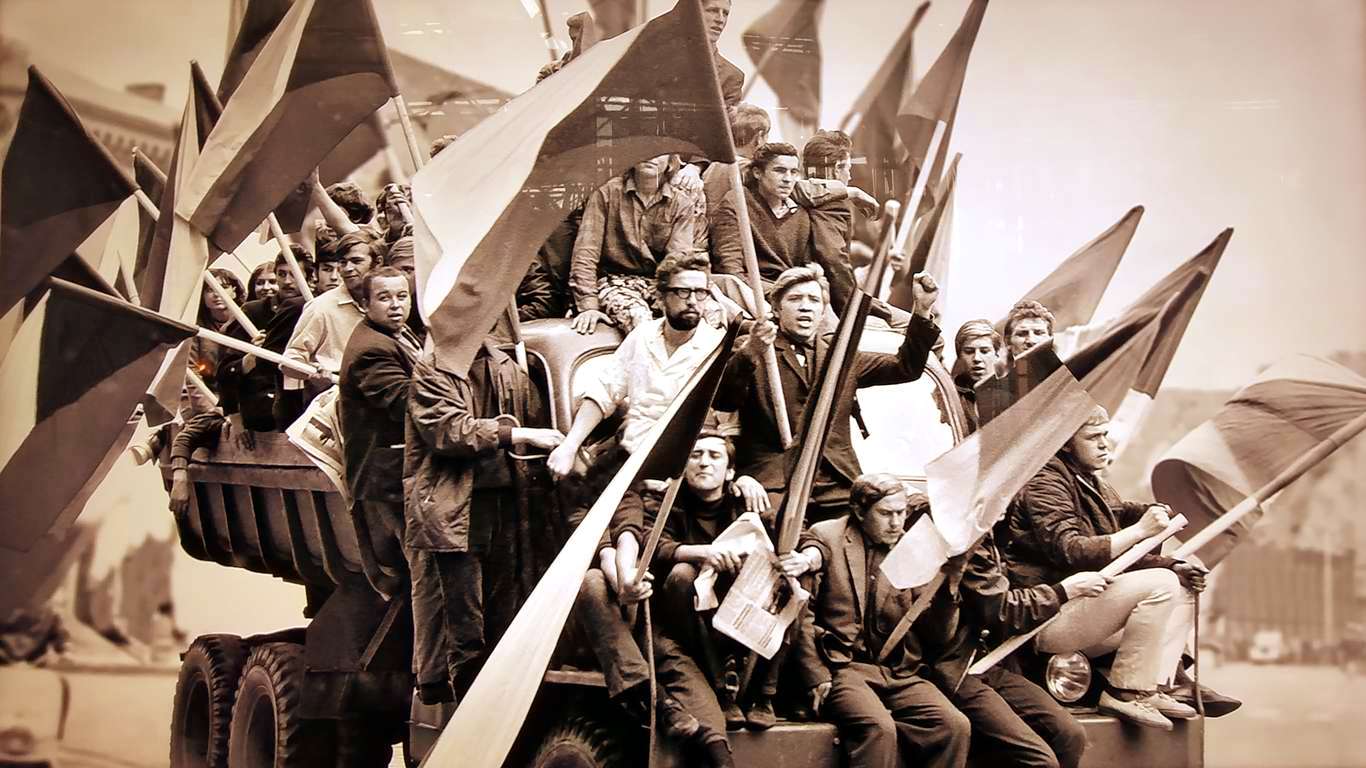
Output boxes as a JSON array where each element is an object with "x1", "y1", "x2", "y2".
[
  {"x1": 1152, "y1": 356, "x2": 1366, "y2": 567},
  {"x1": 175, "y1": 0, "x2": 400, "y2": 252},
  {"x1": 132, "y1": 148, "x2": 167, "y2": 299},
  {"x1": 1003, "y1": 205, "x2": 1145, "y2": 333},
  {"x1": 846, "y1": 3, "x2": 930, "y2": 202},
  {"x1": 424, "y1": 321, "x2": 738, "y2": 767},
  {"x1": 885, "y1": 307, "x2": 1163, "y2": 587},
  {"x1": 412, "y1": 0, "x2": 735, "y2": 375},
  {"x1": 0, "y1": 279, "x2": 196, "y2": 552},
  {"x1": 888, "y1": 153, "x2": 960, "y2": 311},
  {"x1": 898, "y1": 0, "x2": 988, "y2": 195},
  {"x1": 0, "y1": 67, "x2": 135, "y2": 320},
  {"x1": 218, "y1": 0, "x2": 295, "y2": 103},
  {"x1": 742, "y1": 0, "x2": 825, "y2": 126}
]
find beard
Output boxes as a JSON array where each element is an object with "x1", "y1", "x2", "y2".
[{"x1": 666, "y1": 308, "x2": 701, "y2": 331}]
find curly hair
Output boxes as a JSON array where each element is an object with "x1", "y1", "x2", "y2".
[
  {"x1": 654, "y1": 252, "x2": 711, "y2": 296},
  {"x1": 747, "y1": 141, "x2": 799, "y2": 184},
  {"x1": 850, "y1": 473, "x2": 905, "y2": 520},
  {"x1": 327, "y1": 181, "x2": 374, "y2": 225},
  {"x1": 1003, "y1": 299, "x2": 1056, "y2": 339}
]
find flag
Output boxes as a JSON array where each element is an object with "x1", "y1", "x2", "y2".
[
  {"x1": 412, "y1": 0, "x2": 735, "y2": 375},
  {"x1": 1057, "y1": 228, "x2": 1230, "y2": 451},
  {"x1": 424, "y1": 322, "x2": 738, "y2": 768},
  {"x1": 885, "y1": 307, "x2": 1163, "y2": 587},
  {"x1": 0, "y1": 67, "x2": 135, "y2": 319},
  {"x1": 132, "y1": 148, "x2": 167, "y2": 296},
  {"x1": 888, "y1": 152, "x2": 959, "y2": 312},
  {"x1": 846, "y1": 2, "x2": 930, "y2": 202},
  {"x1": 742, "y1": 0, "x2": 824, "y2": 126},
  {"x1": 1151, "y1": 356, "x2": 1366, "y2": 567},
  {"x1": 1002, "y1": 206, "x2": 1144, "y2": 333},
  {"x1": 0, "y1": 278, "x2": 196, "y2": 552},
  {"x1": 219, "y1": 0, "x2": 295, "y2": 103},
  {"x1": 898, "y1": 0, "x2": 988, "y2": 194},
  {"x1": 586, "y1": 0, "x2": 640, "y2": 39},
  {"x1": 175, "y1": 0, "x2": 400, "y2": 252}
]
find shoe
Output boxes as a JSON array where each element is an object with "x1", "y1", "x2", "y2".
[
  {"x1": 658, "y1": 696, "x2": 701, "y2": 742},
  {"x1": 1163, "y1": 681, "x2": 1243, "y2": 718},
  {"x1": 1098, "y1": 691, "x2": 1173, "y2": 731},
  {"x1": 700, "y1": 729, "x2": 736, "y2": 768},
  {"x1": 1146, "y1": 691, "x2": 1197, "y2": 719},
  {"x1": 744, "y1": 695, "x2": 776, "y2": 730},
  {"x1": 718, "y1": 690, "x2": 745, "y2": 730}
]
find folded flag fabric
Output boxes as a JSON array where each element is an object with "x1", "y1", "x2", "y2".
[
  {"x1": 175, "y1": 0, "x2": 399, "y2": 252},
  {"x1": 411, "y1": 0, "x2": 734, "y2": 376},
  {"x1": 218, "y1": 0, "x2": 295, "y2": 103},
  {"x1": 0, "y1": 278, "x2": 196, "y2": 552},
  {"x1": 888, "y1": 153, "x2": 959, "y2": 312},
  {"x1": 0, "y1": 67, "x2": 135, "y2": 320},
  {"x1": 1152, "y1": 355, "x2": 1366, "y2": 567},
  {"x1": 847, "y1": 2, "x2": 930, "y2": 203},
  {"x1": 132, "y1": 149, "x2": 167, "y2": 299}
]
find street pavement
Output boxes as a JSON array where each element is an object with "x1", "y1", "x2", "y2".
[{"x1": 17, "y1": 659, "x2": 1366, "y2": 767}]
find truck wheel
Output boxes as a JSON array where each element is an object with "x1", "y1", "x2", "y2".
[
  {"x1": 529, "y1": 716, "x2": 627, "y2": 768},
  {"x1": 227, "y1": 643, "x2": 331, "y2": 768},
  {"x1": 170, "y1": 634, "x2": 247, "y2": 768}
]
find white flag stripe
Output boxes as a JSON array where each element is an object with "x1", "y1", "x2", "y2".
[
  {"x1": 411, "y1": 23, "x2": 648, "y2": 322},
  {"x1": 882, "y1": 514, "x2": 951, "y2": 589},
  {"x1": 174, "y1": 0, "x2": 315, "y2": 221},
  {"x1": 0, "y1": 296, "x2": 46, "y2": 472}
]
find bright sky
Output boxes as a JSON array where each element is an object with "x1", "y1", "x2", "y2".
[{"x1": 4, "y1": 0, "x2": 1364, "y2": 390}]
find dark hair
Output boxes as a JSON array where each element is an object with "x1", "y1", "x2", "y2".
[
  {"x1": 731, "y1": 103, "x2": 771, "y2": 149},
  {"x1": 333, "y1": 229, "x2": 386, "y2": 268},
  {"x1": 199, "y1": 268, "x2": 245, "y2": 327},
  {"x1": 693, "y1": 429, "x2": 736, "y2": 468},
  {"x1": 1004, "y1": 300, "x2": 1056, "y2": 339},
  {"x1": 275, "y1": 244, "x2": 316, "y2": 278},
  {"x1": 327, "y1": 181, "x2": 374, "y2": 225},
  {"x1": 748, "y1": 142, "x2": 799, "y2": 183},
  {"x1": 356, "y1": 266, "x2": 409, "y2": 305},
  {"x1": 385, "y1": 236, "x2": 415, "y2": 266},
  {"x1": 770, "y1": 263, "x2": 829, "y2": 307},
  {"x1": 654, "y1": 252, "x2": 711, "y2": 296},
  {"x1": 802, "y1": 130, "x2": 852, "y2": 178},
  {"x1": 849, "y1": 473, "x2": 904, "y2": 520},
  {"x1": 246, "y1": 262, "x2": 274, "y2": 302},
  {"x1": 374, "y1": 184, "x2": 412, "y2": 216}
]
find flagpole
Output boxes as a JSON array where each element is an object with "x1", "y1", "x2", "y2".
[
  {"x1": 184, "y1": 368, "x2": 220, "y2": 406},
  {"x1": 631, "y1": 476, "x2": 685, "y2": 592},
  {"x1": 197, "y1": 325, "x2": 333, "y2": 382},
  {"x1": 392, "y1": 96, "x2": 426, "y2": 172},
  {"x1": 968, "y1": 514, "x2": 1190, "y2": 676},
  {"x1": 893, "y1": 120, "x2": 946, "y2": 254},
  {"x1": 1171, "y1": 410, "x2": 1366, "y2": 559},
  {"x1": 203, "y1": 271, "x2": 262, "y2": 338},
  {"x1": 536, "y1": 0, "x2": 560, "y2": 63},
  {"x1": 266, "y1": 214, "x2": 315, "y2": 302}
]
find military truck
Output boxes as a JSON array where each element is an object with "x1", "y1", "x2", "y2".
[{"x1": 162, "y1": 318, "x2": 1203, "y2": 767}]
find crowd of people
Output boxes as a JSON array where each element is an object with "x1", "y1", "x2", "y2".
[{"x1": 151, "y1": 2, "x2": 1239, "y2": 766}]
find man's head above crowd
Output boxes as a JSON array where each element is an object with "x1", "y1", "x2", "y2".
[
  {"x1": 1063, "y1": 405, "x2": 1112, "y2": 472},
  {"x1": 802, "y1": 130, "x2": 853, "y2": 185},
  {"x1": 702, "y1": 0, "x2": 732, "y2": 46},
  {"x1": 850, "y1": 473, "x2": 908, "y2": 549},
  {"x1": 748, "y1": 142, "x2": 801, "y2": 207},
  {"x1": 1003, "y1": 299, "x2": 1055, "y2": 360},
  {"x1": 357, "y1": 265, "x2": 412, "y2": 334},
  {"x1": 770, "y1": 264, "x2": 829, "y2": 345},
  {"x1": 655, "y1": 252, "x2": 712, "y2": 332},
  {"x1": 954, "y1": 319, "x2": 1002, "y2": 385},
  {"x1": 684, "y1": 429, "x2": 736, "y2": 502},
  {"x1": 730, "y1": 102, "x2": 771, "y2": 157},
  {"x1": 332, "y1": 229, "x2": 386, "y2": 298}
]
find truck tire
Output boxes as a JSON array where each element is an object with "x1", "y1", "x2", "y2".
[
  {"x1": 170, "y1": 634, "x2": 247, "y2": 768},
  {"x1": 529, "y1": 715, "x2": 628, "y2": 768},
  {"x1": 227, "y1": 642, "x2": 331, "y2": 768}
]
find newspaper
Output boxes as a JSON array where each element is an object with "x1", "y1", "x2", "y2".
[
  {"x1": 713, "y1": 550, "x2": 809, "y2": 660},
  {"x1": 285, "y1": 386, "x2": 351, "y2": 509},
  {"x1": 693, "y1": 512, "x2": 773, "y2": 611}
]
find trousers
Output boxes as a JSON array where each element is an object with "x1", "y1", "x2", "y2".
[
  {"x1": 950, "y1": 667, "x2": 1087, "y2": 768},
  {"x1": 825, "y1": 662, "x2": 970, "y2": 768}
]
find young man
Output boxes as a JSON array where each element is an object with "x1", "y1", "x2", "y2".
[
  {"x1": 404, "y1": 337, "x2": 564, "y2": 702},
  {"x1": 785, "y1": 474, "x2": 970, "y2": 768},
  {"x1": 713, "y1": 264, "x2": 939, "y2": 526},
  {"x1": 1003, "y1": 300, "x2": 1055, "y2": 363},
  {"x1": 383, "y1": 236, "x2": 426, "y2": 344},
  {"x1": 569, "y1": 155, "x2": 698, "y2": 335},
  {"x1": 952, "y1": 320, "x2": 1003, "y2": 433},
  {"x1": 703, "y1": 0, "x2": 743, "y2": 106},
  {"x1": 1003, "y1": 407, "x2": 1231, "y2": 729},
  {"x1": 338, "y1": 267, "x2": 421, "y2": 599}
]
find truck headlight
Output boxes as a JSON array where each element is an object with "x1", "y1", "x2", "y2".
[
  {"x1": 1044, "y1": 652, "x2": 1092, "y2": 704},
  {"x1": 0, "y1": 726, "x2": 35, "y2": 755}
]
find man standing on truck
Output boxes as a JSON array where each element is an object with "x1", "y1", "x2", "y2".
[{"x1": 403, "y1": 334, "x2": 565, "y2": 703}]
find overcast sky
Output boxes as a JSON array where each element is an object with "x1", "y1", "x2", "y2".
[{"x1": 5, "y1": 0, "x2": 1364, "y2": 390}]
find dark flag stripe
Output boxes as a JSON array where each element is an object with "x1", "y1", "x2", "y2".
[
  {"x1": 219, "y1": 0, "x2": 295, "y2": 103},
  {"x1": 743, "y1": 0, "x2": 825, "y2": 125},
  {"x1": 847, "y1": 3, "x2": 929, "y2": 202}
]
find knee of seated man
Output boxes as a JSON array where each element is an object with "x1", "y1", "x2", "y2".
[
  {"x1": 665, "y1": 562, "x2": 700, "y2": 593},
  {"x1": 942, "y1": 706, "x2": 972, "y2": 744},
  {"x1": 1051, "y1": 714, "x2": 1088, "y2": 766},
  {"x1": 578, "y1": 568, "x2": 611, "y2": 603},
  {"x1": 1140, "y1": 567, "x2": 1182, "y2": 599}
]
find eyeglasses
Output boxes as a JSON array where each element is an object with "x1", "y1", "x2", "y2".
[{"x1": 664, "y1": 287, "x2": 711, "y2": 302}]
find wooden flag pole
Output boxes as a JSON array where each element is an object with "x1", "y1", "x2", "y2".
[
  {"x1": 631, "y1": 476, "x2": 686, "y2": 592},
  {"x1": 892, "y1": 120, "x2": 946, "y2": 255},
  {"x1": 266, "y1": 214, "x2": 314, "y2": 302},
  {"x1": 202, "y1": 271, "x2": 261, "y2": 338},
  {"x1": 196, "y1": 326, "x2": 332, "y2": 382},
  {"x1": 727, "y1": 161, "x2": 793, "y2": 447},
  {"x1": 393, "y1": 95, "x2": 426, "y2": 172},
  {"x1": 184, "y1": 368, "x2": 220, "y2": 406},
  {"x1": 1172, "y1": 410, "x2": 1366, "y2": 559},
  {"x1": 134, "y1": 189, "x2": 160, "y2": 219},
  {"x1": 968, "y1": 515, "x2": 1189, "y2": 677}
]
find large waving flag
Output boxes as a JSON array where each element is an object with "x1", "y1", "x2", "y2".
[
  {"x1": 175, "y1": 0, "x2": 400, "y2": 252},
  {"x1": 846, "y1": 3, "x2": 930, "y2": 202},
  {"x1": 885, "y1": 305, "x2": 1164, "y2": 587},
  {"x1": 412, "y1": 0, "x2": 735, "y2": 375},
  {"x1": 898, "y1": 0, "x2": 988, "y2": 194},
  {"x1": 218, "y1": 0, "x2": 295, "y2": 103},
  {"x1": 0, "y1": 67, "x2": 136, "y2": 320},
  {"x1": 425, "y1": 322, "x2": 738, "y2": 767},
  {"x1": 888, "y1": 153, "x2": 960, "y2": 311},
  {"x1": 1004, "y1": 205, "x2": 1145, "y2": 333},
  {"x1": 742, "y1": 0, "x2": 825, "y2": 127},
  {"x1": 132, "y1": 148, "x2": 167, "y2": 299},
  {"x1": 0, "y1": 279, "x2": 196, "y2": 552},
  {"x1": 1152, "y1": 356, "x2": 1366, "y2": 567}
]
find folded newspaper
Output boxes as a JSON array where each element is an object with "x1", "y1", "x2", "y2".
[
  {"x1": 713, "y1": 550, "x2": 809, "y2": 660},
  {"x1": 693, "y1": 512, "x2": 773, "y2": 611},
  {"x1": 285, "y1": 386, "x2": 351, "y2": 509}
]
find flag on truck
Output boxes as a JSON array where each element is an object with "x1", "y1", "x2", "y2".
[
  {"x1": 1152, "y1": 355, "x2": 1366, "y2": 567},
  {"x1": 0, "y1": 67, "x2": 135, "y2": 321},
  {"x1": 742, "y1": 0, "x2": 825, "y2": 127},
  {"x1": 0, "y1": 279, "x2": 196, "y2": 552},
  {"x1": 174, "y1": 0, "x2": 400, "y2": 252},
  {"x1": 411, "y1": 0, "x2": 735, "y2": 376},
  {"x1": 888, "y1": 153, "x2": 959, "y2": 313},
  {"x1": 845, "y1": 2, "x2": 929, "y2": 202}
]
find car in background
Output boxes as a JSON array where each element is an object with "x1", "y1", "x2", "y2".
[
  {"x1": 0, "y1": 663, "x2": 68, "y2": 767},
  {"x1": 1249, "y1": 629, "x2": 1286, "y2": 664}
]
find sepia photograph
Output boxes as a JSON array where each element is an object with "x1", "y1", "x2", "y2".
[{"x1": 0, "y1": 1, "x2": 1363, "y2": 767}]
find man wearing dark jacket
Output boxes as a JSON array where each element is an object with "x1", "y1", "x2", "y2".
[
  {"x1": 713, "y1": 264, "x2": 939, "y2": 526},
  {"x1": 339, "y1": 267, "x2": 421, "y2": 598}
]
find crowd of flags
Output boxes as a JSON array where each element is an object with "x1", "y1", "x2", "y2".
[{"x1": 1, "y1": 1, "x2": 1363, "y2": 765}]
